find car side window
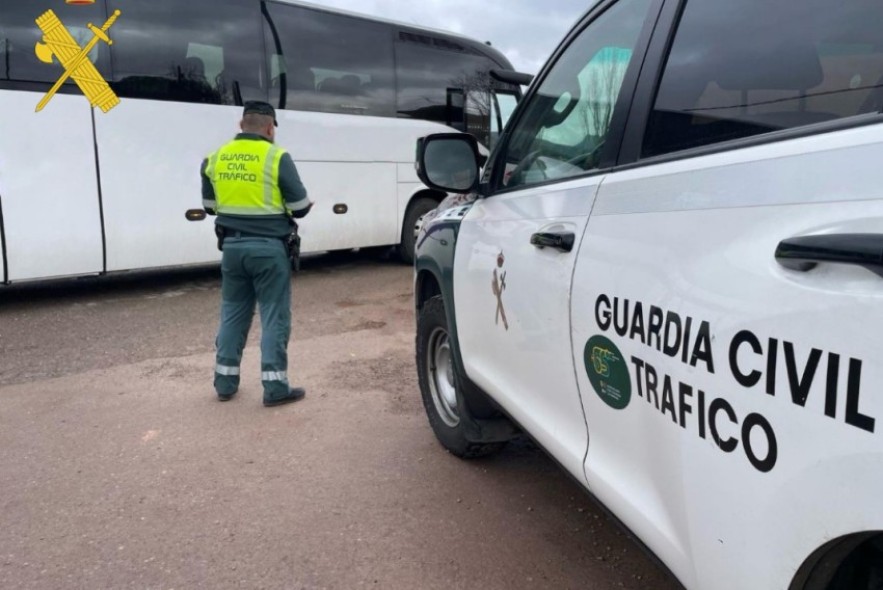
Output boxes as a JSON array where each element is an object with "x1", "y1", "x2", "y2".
[
  {"x1": 643, "y1": 0, "x2": 883, "y2": 158},
  {"x1": 496, "y1": 0, "x2": 653, "y2": 191}
]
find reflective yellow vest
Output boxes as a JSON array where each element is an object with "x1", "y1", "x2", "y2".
[{"x1": 205, "y1": 139, "x2": 287, "y2": 216}]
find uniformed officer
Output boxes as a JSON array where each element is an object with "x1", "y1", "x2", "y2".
[{"x1": 201, "y1": 101, "x2": 313, "y2": 407}]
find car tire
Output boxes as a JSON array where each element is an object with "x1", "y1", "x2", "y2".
[
  {"x1": 825, "y1": 536, "x2": 883, "y2": 590},
  {"x1": 398, "y1": 197, "x2": 438, "y2": 264},
  {"x1": 416, "y1": 295, "x2": 506, "y2": 458}
]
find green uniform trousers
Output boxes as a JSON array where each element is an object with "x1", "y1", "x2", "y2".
[{"x1": 214, "y1": 237, "x2": 292, "y2": 402}]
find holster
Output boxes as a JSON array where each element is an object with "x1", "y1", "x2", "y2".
[
  {"x1": 214, "y1": 224, "x2": 225, "y2": 252},
  {"x1": 287, "y1": 219, "x2": 301, "y2": 272}
]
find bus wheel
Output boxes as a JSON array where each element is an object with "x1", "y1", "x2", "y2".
[
  {"x1": 416, "y1": 295, "x2": 506, "y2": 458},
  {"x1": 398, "y1": 197, "x2": 438, "y2": 264}
]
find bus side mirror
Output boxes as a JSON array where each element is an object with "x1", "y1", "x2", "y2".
[
  {"x1": 490, "y1": 69, "x2": 534, "y2": 87},
  {"x1": 415, "y1": 133, "x2": 481, "y2": 194}
]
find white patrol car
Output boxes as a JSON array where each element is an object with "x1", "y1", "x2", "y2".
[{"x1": 412, "y1": 0, "x2": 883, "y2": 588}]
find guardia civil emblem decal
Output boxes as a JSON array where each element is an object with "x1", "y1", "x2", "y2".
[
  {"x1": 491, "y1": 251, "x2": 508, "y2": 330},
  {"x1": 34, "y1": 7, "x2": 122, "y2": 113},
  {"x1": 584, "y1": 335, "x2": 631, "y2": 410}
]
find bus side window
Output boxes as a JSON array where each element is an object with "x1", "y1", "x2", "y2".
[
  {"x1": 0, "y1": 0, "x2": 110, "y2": 85},
  {"x1": 107, "y1": 0, "x2": 266, "y2": 106},
  {"x1": 262, "y1": 3, "x2": 395, "y2": 117},
  {"x1": 0, "y1": 31, "x2": 9, "y2": 81}
]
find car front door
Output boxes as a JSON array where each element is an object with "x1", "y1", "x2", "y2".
[
  {"x1": 453, "y1": 0, "x2": 661, "y2": 479},
  {"x1": 570, "y1": 1, "x2": 883, "y2": 587}
]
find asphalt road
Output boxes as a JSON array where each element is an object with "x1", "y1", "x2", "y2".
[{"x1": 0, "y1": 253, "x2": 680, "y2": 590}]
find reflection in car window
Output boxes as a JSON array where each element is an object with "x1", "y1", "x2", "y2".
[
  {"x1": 497, "y1": 0, "x2": 652, "y2": 191},
  {"x1": 643, "y1": 0, "x2": 883, "y2": 157},
  {"x1": 107, "y1": 0, "x2": 265, "y2": 106}
]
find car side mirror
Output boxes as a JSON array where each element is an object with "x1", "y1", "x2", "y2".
[{"x1": 415, "y1": 133, "x2": 482, "y2": 194}]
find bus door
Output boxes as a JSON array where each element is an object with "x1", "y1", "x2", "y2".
[
  {"x1": 447, "y1": 85, "x2": 519, "y2": 150},
  {"x1": 0, "y1": 2, "x2": 107, "y2": 282},
  {"x1": 94, "y1": 0, "x2": 267, "y2": 273}
]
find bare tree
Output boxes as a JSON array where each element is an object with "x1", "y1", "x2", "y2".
[
  {"x1": 449, "y1": 69, "x2": 495, "y2": 117},
  {"x1": 448, "y1": 69, "x2": 498, "y2": 145},
  {"x1": 580, "y1": 53, "x2": 630, "y2": 139}
]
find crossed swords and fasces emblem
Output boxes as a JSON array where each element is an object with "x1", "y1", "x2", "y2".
[
  {"x1": 491, "y1": 251, "x2": 508, "y2": 330},
  {"x1": 33, "y1": 9, "x2": 122, "y2": 113}
]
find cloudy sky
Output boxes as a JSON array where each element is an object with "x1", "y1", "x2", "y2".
[{"x1": 309, "y1": 0, "x2": 590, "y2": 74}]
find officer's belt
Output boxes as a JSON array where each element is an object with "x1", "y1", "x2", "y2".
[{"x1": 223, "y1": 229, "x2": 279, "y2": 240}]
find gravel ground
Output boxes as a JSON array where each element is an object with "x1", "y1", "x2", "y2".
[{"x1": 0, "y1": 253, "x2": 680, "y2": 589}]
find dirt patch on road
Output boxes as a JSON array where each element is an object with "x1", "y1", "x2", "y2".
[
  {"x1": 350, "y1": 320, "x2": 387, "y2": 331},
  {"x1": 327, "y1": 353, "x2": 421, "y2": 415}
]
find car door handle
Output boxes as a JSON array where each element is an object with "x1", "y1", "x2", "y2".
[
  {"x1": 775, "y1": 233, "x2": 883, "y2": 277},
  {"x1": 530, "y1": 231, "x2": 575, "y2": 253}
]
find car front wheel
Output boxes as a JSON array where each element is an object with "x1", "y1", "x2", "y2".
[{"x1": 416, "y1": 295, "x2": 506, "y2": 458}]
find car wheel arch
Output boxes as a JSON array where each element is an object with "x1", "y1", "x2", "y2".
[{"x1": 790, "y1": 531, "x2": 883, "y2": 590}]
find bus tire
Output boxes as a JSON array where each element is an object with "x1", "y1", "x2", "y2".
[
  {"x1": 398, "y1": 197, "x2": 438, "y2": 264},
  {"x1": 416, "y1": 295, "x2": 506, "y2": 459}
]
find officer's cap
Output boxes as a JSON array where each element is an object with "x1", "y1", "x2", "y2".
[{"x1": 243, "y1": 101, "x2": 278, "y2": 127}]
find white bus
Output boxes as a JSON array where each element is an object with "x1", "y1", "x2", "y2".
[{"x1": 0, "y1": 0, "x2": 520, "y2": 284}]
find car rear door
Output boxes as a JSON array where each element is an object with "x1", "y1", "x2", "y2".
[
  {"x1": 453, "y1": 0, "x2": 662, "y2": 480},
  {"x1": 570, "y1": 1, "x2": 883, "y2": 588}
]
